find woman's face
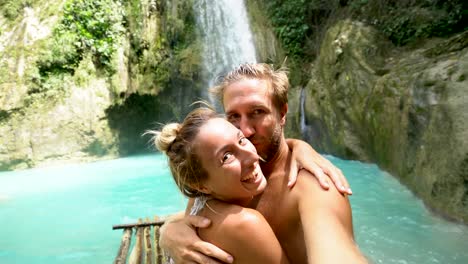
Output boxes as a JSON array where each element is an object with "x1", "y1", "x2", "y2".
[{"x1": 194, "y1": 118, "x2": 267, "y2": 205}]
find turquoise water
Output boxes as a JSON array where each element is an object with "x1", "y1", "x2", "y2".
[{"x1": 0, "y1": 154, "x2": 467, "y2": 264}]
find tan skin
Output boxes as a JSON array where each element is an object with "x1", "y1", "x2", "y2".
[
  {"x1": 224, "y1": 79, "x2": 366, "y2": 263},
  {"x1": 184, "y1": 117, "x2": 289, "y2": 264},
  {"x1": 196, "y1": 202, "x2": 290, "y2": 264},
  {"x1": 160, "y1": 78, "x2": 355, "y2": 264}
]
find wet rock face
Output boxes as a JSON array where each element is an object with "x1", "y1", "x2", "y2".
[
  {"x1": 0, "y1": 1, "x2": 203, "y2": 170},
  {"x1": 298, "y1": 20, "x2": 468, "y2": 222},
  {"x1": 0, "y1": 78, "x2": 119, "y2": 171}
]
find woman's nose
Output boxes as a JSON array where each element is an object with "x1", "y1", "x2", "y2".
[{"x1": 240, "y1": 145, "x2": 258, "y2": 166}]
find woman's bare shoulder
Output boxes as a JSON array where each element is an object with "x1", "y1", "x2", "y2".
[
  {"x1": 200, "y1": 201, "x2": 288, "y2": 264},
  {"x1": 204, "y1": 200, "x2": 267, "y2": 231}
]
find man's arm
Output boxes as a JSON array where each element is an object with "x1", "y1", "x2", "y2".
[
  {"x1": 286, "y1": 138, "x2": 352, "y2": 195},
  {"x1": 159, "y1": 201, "x2": 233, "y2": 264},
  {"x1": 294, "y1": 170, "x2": 367, "y2": 263}
]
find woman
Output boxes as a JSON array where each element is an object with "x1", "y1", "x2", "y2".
[{"x1": 151, "y1": 107, "x2": 290, "y2": 264}]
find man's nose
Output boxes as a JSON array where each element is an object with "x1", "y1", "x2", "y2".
[{"x1": 239, "y1": 118, "x2": 255, "y2": 138}]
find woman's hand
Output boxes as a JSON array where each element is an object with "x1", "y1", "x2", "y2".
[{"x1": 286, "y1": 139, "x2": 352, "y2": 195}]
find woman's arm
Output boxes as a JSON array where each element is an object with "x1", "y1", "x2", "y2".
[
  {"x1": 200, "y1": 205, "x2": 290, "y2": 264},
  {"x1": 294, "y1": 170, "x2": 367, "y2": 263},
  {"x1": 286, "y1": 138, "x2": 352, "y2": 195}
]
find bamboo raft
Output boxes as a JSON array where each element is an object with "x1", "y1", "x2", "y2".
[{"x1": 113, "y1": 216, "x2": 168, "y2": 264}]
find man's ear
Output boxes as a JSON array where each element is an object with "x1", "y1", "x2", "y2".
[{"x1": 280, "y1": 103, "x2": 288, "y2": 126}]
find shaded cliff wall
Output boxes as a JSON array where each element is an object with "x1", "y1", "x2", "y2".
[
  {"x1": 298, "y1": 20, "x2": 468, "y2": 222},
  {"x1": 0, "y1": 0, "x2": 203, "y2": 170},
  {"x1": 245, "y1": 0, "x2": 285, "y2": 65}
]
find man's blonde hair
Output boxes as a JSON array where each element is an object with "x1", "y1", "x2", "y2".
[{"x1": 210, "y1": 63, "x2": 289, "y2": 110}]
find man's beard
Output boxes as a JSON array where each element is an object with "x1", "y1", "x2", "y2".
[{"x1": 260, "y1": 123, "x2": 282, "y2": 162}]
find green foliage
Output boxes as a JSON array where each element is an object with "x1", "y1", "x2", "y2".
[
  {"x1": 58, "y1": 0, "x2": 126, "y2": 69},
  {"x1": 37, "y1": 0, "x2": 126, "y2": 78},
  {"x1": 263, "y1": 0, "x2": 467, "y2": 64},
  {"x1": 348, "y1": 0, "x2": 468, "y2": 45},
  {"x1": 37, "y1": 31, "x2": 81, "y2": 76},
  {"x1": 0, "y1": 109, "x2": 10, "y2": 122},
  {"x1": 0, "y1": 0, "x2": 32, "y2": 20},
  {"x1": 25, "y1": 70, "x2": 70, "y2": 105},
  {"x1": 123, "y1": 0, "x2": 201, "y2": 92},
  {"x1": 123, "y1": 0, "x2": 169, "y2": 91},
  {"x1": 266, "y1": 0, "x2": 310, "y2": 59}
]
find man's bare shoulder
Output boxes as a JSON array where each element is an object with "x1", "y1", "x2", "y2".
[{"x1": 292, "y1": 169, "x2": 351, "y2": 215}]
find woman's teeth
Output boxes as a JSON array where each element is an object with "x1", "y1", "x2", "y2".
[{"x1": 241, "y1": 172, "x2": 257, "y2": 182}]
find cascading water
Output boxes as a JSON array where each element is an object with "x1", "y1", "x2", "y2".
[
  {"x1": 193, "y1": 0, "x2": 257, "y2": 107},
  {"x1": 300, "y1": 87, "x2": 306, "y2": 134}
]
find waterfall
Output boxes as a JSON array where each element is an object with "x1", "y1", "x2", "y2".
[
  {"x1": 193, "y1": 0, "x2": 257, "y2": 106},
  {"x1": 300, "y1": 87, "x2": 307, "y2": 135}
]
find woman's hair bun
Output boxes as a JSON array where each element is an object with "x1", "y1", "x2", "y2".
[{"x1": 153, "y1": 123, "x2": 181, "y2": 153}]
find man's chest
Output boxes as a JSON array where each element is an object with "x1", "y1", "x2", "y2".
[
  {"x1": 252, "y1": 181, "x2": 306, "y2": 262},
  {"x1": 251, "y1": 178, "x2": 299, "y2": 235}
]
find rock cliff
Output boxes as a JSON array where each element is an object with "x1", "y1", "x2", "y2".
[
  {"x1": 0, "y1": 0, "x2": 202, "y2": 170},
  {"x1": 297, "y1": 20, "x2": 467, "y2": 222}
]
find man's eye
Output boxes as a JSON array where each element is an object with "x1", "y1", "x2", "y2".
[
  {"x1": 253, "y1": 109, "x2": 264, "y2": 115},
  {"x1": 222, "y1": 153, "x2": 233, "y2": 163},
  {"x1": 227, "y1": 114, "x2": 240, "y2": 121}
]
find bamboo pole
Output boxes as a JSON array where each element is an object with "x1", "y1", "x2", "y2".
[
  {"x1": 114, "y1": 228, "x2": 133, "y2": 264},
  {"x1": 154, "y1": 215, "x2": 164, "y2": 264},
  {"x1": 113, "y1": 219, "x2": 166, "y2": 230},
  {"x1": 128, "y1": 220, "x2": 143, "y2": 264},
  {"x1": 113, "y1": 215, "x2": 169, "y2": 263},
  {"x1": 144, "y1": 218, "x2": 153, "y2": 264}
]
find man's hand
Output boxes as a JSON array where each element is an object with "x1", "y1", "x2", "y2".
[
  {"x1": 286, "y1": 139, "x2": 352, "y2": 195},
  {"x1": 160, "y1": 214, "x2": 234, "y2": 264}
]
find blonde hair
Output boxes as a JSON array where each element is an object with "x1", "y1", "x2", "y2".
[
  {"x1": 210, "y1": 63, "x2": 289, "y2": 110},
  {"x1": 148, "y1": 107, "x2": 220, "y2": 198}
]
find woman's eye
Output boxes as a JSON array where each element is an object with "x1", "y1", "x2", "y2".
[
  {"x1": 239, "y1": 137, "x2": 247, "y2": 145},
  {"x1": 222, "y1": 153, "x2": 233, "y2": 163}
]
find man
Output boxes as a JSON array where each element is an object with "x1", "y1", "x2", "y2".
[{"x1": 161, "y1": 63, "x2": 364, "y2": 263}]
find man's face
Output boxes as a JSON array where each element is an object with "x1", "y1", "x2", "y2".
[{"x1": 223, "y1": 79, "x2": 286, "y2": 161}]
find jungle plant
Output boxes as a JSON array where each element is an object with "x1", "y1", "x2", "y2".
[{"x1": 37, "y1": 0, "x2": 126, "y2": 77}]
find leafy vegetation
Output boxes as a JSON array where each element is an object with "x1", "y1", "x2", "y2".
[
  {"x1": 0, "y1": 0, "x2": 32, "y2": 20},
  {"x1": 263, "y1": 0, "x2": 467, "y2": 55},
  {"x1": 259, "y1": 0, "x2": 467, "y2": 85},
  {"x1": 265, "y1": 0, "x2": 310, "y2": 59},
  {"x1": 349, "y1": 0, "x2": 468, "y2": 46},
  {"x1": 37, "y1": 0, "x2": 126, "y2": 78},
  {"x1": 0, "y1": 109, "x2": 10, "y2": 122},
  {"x1": 123, "y1": 0, "x2": 201, "y2": 92}
]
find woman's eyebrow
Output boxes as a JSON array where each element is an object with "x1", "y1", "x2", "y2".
[
  {"x1": 237, "y1": 130, "x2": 243, "y2": 139},
  {"x1": 215, "y1": 131, "x2": 241, "y2": 158}
]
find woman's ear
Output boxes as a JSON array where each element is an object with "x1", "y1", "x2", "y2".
[
  {"x1": 191, "y1": 183, "x2": 211, "y2": 195},
  {"x1": 199, "y1": 185, "x2": 211, "y2": 194}
]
